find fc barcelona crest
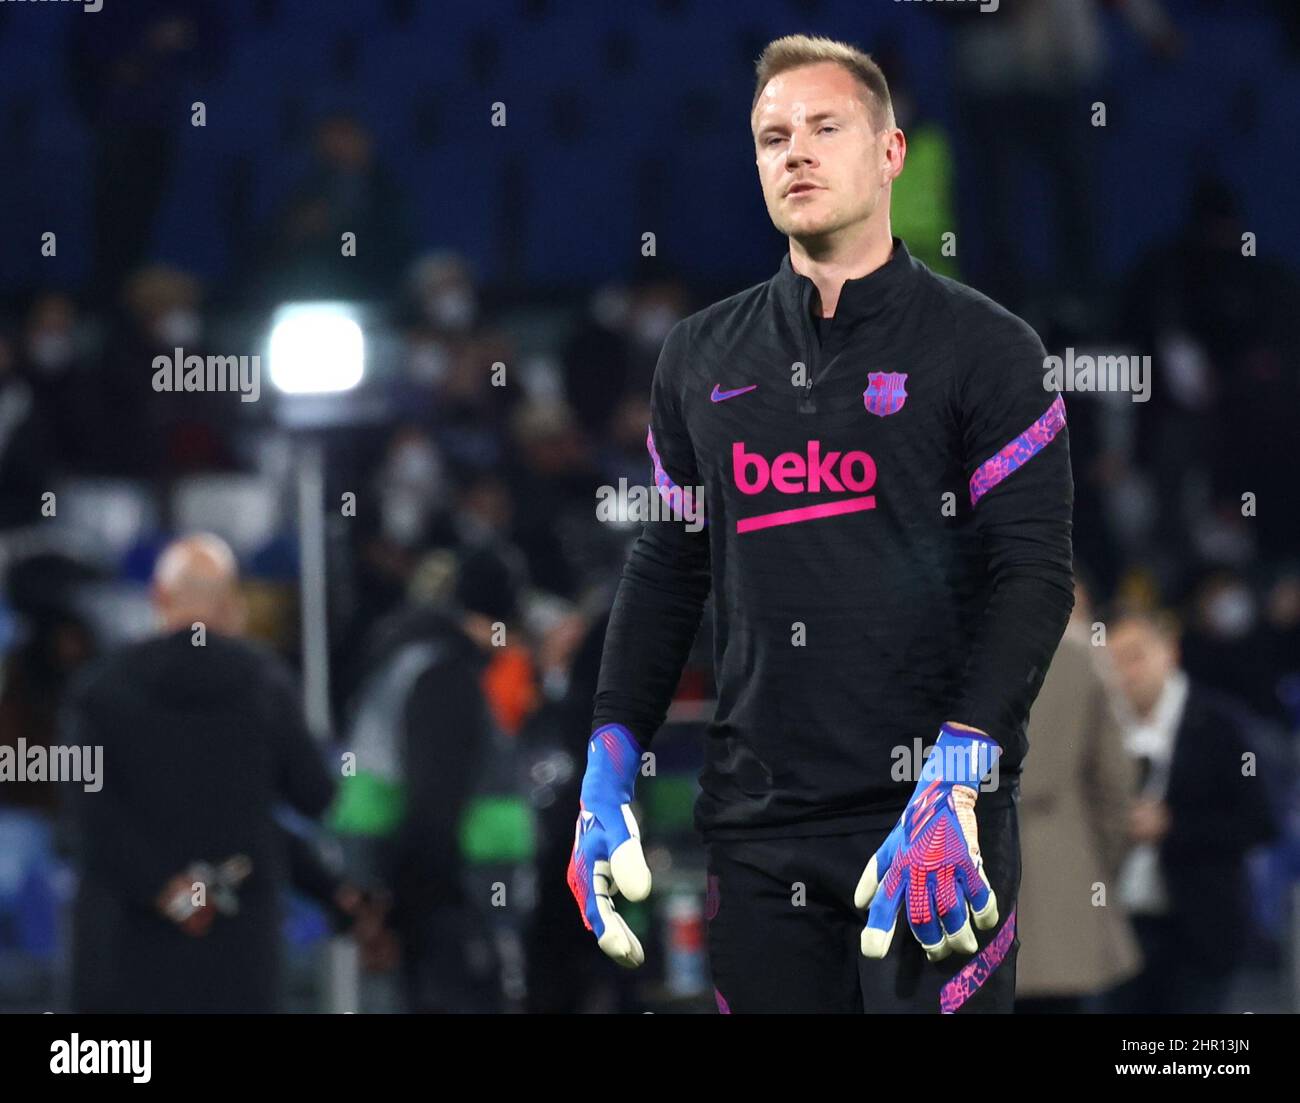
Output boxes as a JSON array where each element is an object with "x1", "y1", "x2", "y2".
[{"x1": 863, "y1": 372, "x2": 908, "y2": 417}]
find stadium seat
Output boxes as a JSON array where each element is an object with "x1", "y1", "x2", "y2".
[{"x1": 170, "y1": 474, "x2": 284, "y2": 561}]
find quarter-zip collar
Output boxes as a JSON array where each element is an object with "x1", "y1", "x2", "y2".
[{"x1": 773, "y1": 236, "x2": 918, "y2": 331}]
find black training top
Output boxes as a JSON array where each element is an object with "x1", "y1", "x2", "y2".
[{"x1": 593, "y1": 237, "x2": 1075, "y2": 840}]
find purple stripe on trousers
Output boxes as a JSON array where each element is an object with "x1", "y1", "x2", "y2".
[{"x1": 939, "y1": 907, "x2": 1017, "y2": 1013}]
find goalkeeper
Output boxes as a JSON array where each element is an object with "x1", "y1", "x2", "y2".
[{"x1": 569, "y1": 35, "x2": 1074, "y2": 1013}]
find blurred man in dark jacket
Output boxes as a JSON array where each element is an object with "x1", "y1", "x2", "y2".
[
  {"x1": 1104, "y1": 609, "x2": 1286, "y2": 1013},
  {"x1": 343, "y1": 545, "x2": 528, "y2": 1011},
  {"x1": 60, "y1": 534, "x2": 336, "y2": 1011}
]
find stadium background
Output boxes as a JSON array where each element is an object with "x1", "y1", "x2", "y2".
[{"x1": 0, "y1": 0, "x2": 1297, "y2": 1012}]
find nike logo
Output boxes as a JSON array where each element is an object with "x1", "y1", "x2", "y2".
[{"x1": 711, "y1": 383, "x2": 757, "y2": 402}]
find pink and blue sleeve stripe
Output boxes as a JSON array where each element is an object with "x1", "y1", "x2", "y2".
[{"x1": 968, "y1": 394, "x2": 1067, "y2": 508}]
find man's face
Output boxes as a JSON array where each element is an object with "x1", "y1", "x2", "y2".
[
  {"x1": 1110, "y1": 621, "x2": 1178, "y2": 717},
  {"x1": 752, "y1": 62, "x2": 901, "y2": 243}
]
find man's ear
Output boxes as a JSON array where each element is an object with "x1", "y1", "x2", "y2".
[{"x1": 883, "y1": 128, "x2": 906, "y2": 183}]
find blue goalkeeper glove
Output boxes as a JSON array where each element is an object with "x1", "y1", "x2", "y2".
[
  {"x1": 566, "y1": 723, "x2": 652, "y2": 967},
  {"x1": 856, "y1": 724, "x2": 1001, "y2": 963}
]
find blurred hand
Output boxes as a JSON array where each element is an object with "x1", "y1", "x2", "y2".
[
  {"x1": 335, "y1": 885, "x2": 400, "y2": 972},
  {"x1": 156, "y1": 872, "x2": 215, "y2": 937},
  {"x1": 1129, "y1": 798, "x2": 1171, "y2": 844}
]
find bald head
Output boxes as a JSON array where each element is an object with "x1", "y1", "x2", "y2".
[{"x1": 152, "y1": 534, "x2": 245, "y2": 636}]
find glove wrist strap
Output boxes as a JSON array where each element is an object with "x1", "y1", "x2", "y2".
[{"x1": 583, "y1": 722, "x2": 642, "y2": 802}]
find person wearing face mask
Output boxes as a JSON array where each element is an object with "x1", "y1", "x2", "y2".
[
  {"x1": 23, "y1": 295, "x2": 79, "y2": 382},
  {"x1": 622, "y1": 281, "x2": 688, "y2": 404},
  {"x1": 20, "y1": 293, "x2": 94, "y2": 472},
  {"x1": 347, "y1": 428, "x2": 458, "y2": 660},
  {"x1": 1103, "y1": 609, "x2": 1286, "y2": 1013},
  {"x1": 0, "y1": 332, "x2": 53, "y2": 530},
  {"x1": 1179, "y1": 571, "x2": 1288, "y2": 726},
  {"x1": 89, "y1": 266, "x2": 208, "y2": 475},
  {"x1": 1120, "y1": 176, "x2": 1300, "y2": 565},
  {"x1": 423, "y1": 279, "x2": 477, "y2": 334},
  {"x1": 399, "y1": 253, "x2": 481, "y2": 396}
]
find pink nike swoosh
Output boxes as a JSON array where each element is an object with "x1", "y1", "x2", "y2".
[{"x1": 711, "y1": 384, "x2": 757, "y2": 402}]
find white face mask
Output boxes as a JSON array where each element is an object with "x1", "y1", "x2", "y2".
[
  {"x1": 155, "y1": 308, "x2": 201, "y2": 347},
  {"x1": 27, "y1": 332, "x2": 75, "y2": 374},
  {"x1": 388, "y1": 441, "x2": 443, "y2": 492},
  {"x1": 590, "y1": 285, "x2": 630, "y2": 330},
  {"x1": 381, "y1": 488, "x2": 429, "y2": 548},
  {"x1": 426, "y1": 288, "x2": 476, "y2": 331},
  {"x1": 632, "y1": 303, "x2": 676, "y2": 347},
  {"x1": 408, "y1": 340, "x2": 449, "y2": 385},
  {"x1": 1205, "y1": 587, "x2": 1256, "y2": 639}
]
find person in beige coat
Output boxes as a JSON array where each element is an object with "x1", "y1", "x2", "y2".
[{"x1": 1015, "y1": 584, "x2": 1143, "y2": 1011}]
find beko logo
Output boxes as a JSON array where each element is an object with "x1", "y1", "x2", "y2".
[{"x1": 731, "y1": 441, "x2": 877, "y2": 533}]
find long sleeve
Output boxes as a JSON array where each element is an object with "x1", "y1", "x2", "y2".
[
  {"x1": 1080, "y1": 651, "x2": 1137, "y2": 880},
  {"x1": 952, "y1": 306, "x2": 1075, "y2": 749},
  {"x1": 591, "y1": 320, "x2": 712, "y2": 747},
  {"x1": 262, "y1": 655, "x2": 337, "y2": 819}
]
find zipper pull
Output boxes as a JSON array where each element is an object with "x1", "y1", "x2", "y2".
[{"x1": 797, "y1": 380, "x2": 817, "y2": 415}]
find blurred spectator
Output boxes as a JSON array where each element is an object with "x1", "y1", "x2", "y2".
[
  {"x1": 505, "y1": 400, "x2": 602, "y2": 598},
  {"x1": 1262, "y1": 568, "x2": 1300, "y2": 730},
  {"x1": 945, "y1": 0, "x2": 1180, "y2": 308},
  {"x1": 338, "y1": 546, "x2": 532, "y2": 1011},
  {"x1": 0, "y1": 332, "x2": 51, "y2": 529},
  {"x1": 1103, "y1": 609, "x2": 1285, "y2": 1012},
  {"x1": 348, "y1": 427, "x2": 456, "y2": 653},
  {"x1": 1179, "y1": 570, "x2": 1283, "y2": 724},
  {"x1": 1016, "y1": 578, "x2": 1142, "y2": 1012},
  {"x1": 405, "y1": 252, "x2": 482, "y2": 341},
  {"x1": 59, "y1": 534, "x2": 336, "y2": 1011},
  {"x1": 429, "y1": 330, "x2": 520, "y2": 472},
  {"x1": 249, "y1": 113, "x2": 412, "y2": 302},
  {"x1": 1120, "y1": 175, "x2": 1300, "y2": 570},
  {"x1": 562, "y1": 283, "x2": 634, "y2": 438},
  {"x1": 68, "y1": 0, "x2": 228, "y2": 297},
  {"x1": 522, "y1": 605, "x2": 645, "y2": 1012},
  {"x1": 17, "y1": 294, "x2": 97, "y2": 473},
  {"x1": 396, "y1": 252, "x2": 487, "y2": 415},
  {"x1": 94, "y1": 265, "x2": 232, "y2": 475},
  {"x1": 0, "y1": 555, "x2": 101, "y2": 815},
  {"x1": 561, "y1": 279, "x2": 688, "y2": 442}
]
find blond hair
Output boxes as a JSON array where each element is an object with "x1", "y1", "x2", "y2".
[{"x1": 752, "y1": 34, "x2": 893, "y2": 132}]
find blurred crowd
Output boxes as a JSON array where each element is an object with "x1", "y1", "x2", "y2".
[{"x1": 0, "y1": 1, "x2": 1298, "y2": 1013}]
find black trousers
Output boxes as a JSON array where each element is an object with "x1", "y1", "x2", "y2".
[
  {"x1": 1103, "y1": 915, "x2": 1233, "y2": 1014},
  {"x1": 704, "y1": 793, "x2": 1021, "y2": 1013}
]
